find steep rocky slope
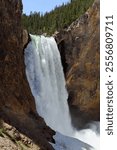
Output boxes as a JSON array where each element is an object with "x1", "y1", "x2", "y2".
[
  {"x1": 0, "y1": 120, "x2": 44, "y2": 150},
  {"x1": 55, "y1": 0, "x2": 100, "y2": 126},
  {"x1": 0, "y1": 0, "x2": 54, "y2": 149}
]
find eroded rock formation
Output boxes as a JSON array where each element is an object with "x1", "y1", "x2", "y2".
[
  {"x1": 0, "y1": 0, "x2": 54, "y2": 149},
  {"x1": 55, "y1": 0, "x2": 100, "y2": 126}
]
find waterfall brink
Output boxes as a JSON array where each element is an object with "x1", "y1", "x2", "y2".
[{"x1": 24, "y1": 34, "x2": 74, "y2": 136}]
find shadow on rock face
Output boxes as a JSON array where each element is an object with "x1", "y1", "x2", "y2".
[{"x1": 69, "y1": 104, "x2": 100, "y2": 130}]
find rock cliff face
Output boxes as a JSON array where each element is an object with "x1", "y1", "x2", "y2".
[
  {"x1": 55, "y1": 0, "x2": 100, "y2": 126},
  {"x1": 0, "y1": 0, "x2": 54, "y2": 149}
]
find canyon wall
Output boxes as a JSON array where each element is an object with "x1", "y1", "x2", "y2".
[
  {"x1": 0, "y1": 0, "x2": 54, "y2": 149},
  {"x1": 55, "y1": 0, "x2": 100, "y2": 126}
]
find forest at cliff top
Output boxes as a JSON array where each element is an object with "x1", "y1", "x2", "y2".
[{"x1": 22, "y1": 0, "x2": 94, "y2": 35}]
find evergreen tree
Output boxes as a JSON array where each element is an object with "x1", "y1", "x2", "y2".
[{"x1": 22, "y1": 0, "x2": 94, "y2": 35}]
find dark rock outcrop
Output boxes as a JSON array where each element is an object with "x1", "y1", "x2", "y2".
[
  {"x1": 55, "y1": 0, "x2": 100, "y2": 126},
  {"x1": 0, "y1": 0, "x2": 54, "y2": 149},
  {"x1": 0, "y1": 120, "x2": 52, "y2": 150}
]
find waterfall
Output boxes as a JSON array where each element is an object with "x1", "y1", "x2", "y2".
[
  {"x1": 24, "y1": 34, "x2": 74, "y2": 136},
  {"x1": 24, "y1": 34, "x2": 99, "y2": 150}
]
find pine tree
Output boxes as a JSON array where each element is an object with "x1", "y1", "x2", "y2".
[{"x1": 22, "y1": 0, "x2": 94, "y2": 35}]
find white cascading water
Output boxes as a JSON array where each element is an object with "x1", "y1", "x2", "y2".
[
  {"x1": 24, "y1": 34, "x2": 99, "y2": 150},
  {"x1": 24, "y1": 34, "x2": 74, "y2": 136}
]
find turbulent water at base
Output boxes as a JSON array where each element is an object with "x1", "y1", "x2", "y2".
[
  {"x1": 24, "y1": 34, "x2": 74, "y2": 136},
  {"x1": 24, "y1": 34, "x2": 99, "y2": 150}
]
